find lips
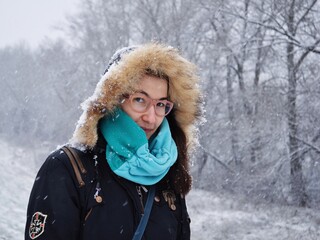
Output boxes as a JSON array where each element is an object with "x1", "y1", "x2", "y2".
[
  {"x1": 138, "y1": 124, "x2": 156, "y2": 138},
  {"x1": 142, "y1": 127, "x2": 153, "y2": 133}
]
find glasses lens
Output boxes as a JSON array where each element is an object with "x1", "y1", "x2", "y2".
[
  {"x1": 131, "y1": 94, "x2": 148, "y2": 112},
  {"x1": 165, "y1": 102, "x2": 173, "y2": 115},
  {"x1": 155, "y1": 101, "x2": 173, "y2": 116}
]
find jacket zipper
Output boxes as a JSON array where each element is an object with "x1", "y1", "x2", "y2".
[{"x1": 136, "y1": 185, "x2": 144, "y2": 213}]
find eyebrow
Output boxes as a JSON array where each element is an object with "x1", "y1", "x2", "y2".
[{"x1": 138, "y1": 90, "x2": 168, "y2": 100}]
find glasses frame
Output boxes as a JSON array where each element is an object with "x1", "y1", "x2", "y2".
[{"x1": 122, "y1": 92, "x2": 174, "y2": 117}]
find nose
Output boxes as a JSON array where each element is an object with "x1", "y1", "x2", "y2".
[{"x1": 142, "y1": 105, "x2": 157, "y2": 124}]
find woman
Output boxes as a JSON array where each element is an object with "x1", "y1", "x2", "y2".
[{"x1": 25, "y1": 43, "x2": 202, "y2": 240}]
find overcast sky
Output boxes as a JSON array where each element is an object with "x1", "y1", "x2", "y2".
[{"x1": 0, "y1": 0, "x2": 79, "y2": 49}]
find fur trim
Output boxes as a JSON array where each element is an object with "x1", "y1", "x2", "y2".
[{"x1": 69, "y1": 43, "x2": 202, "y2": 150}]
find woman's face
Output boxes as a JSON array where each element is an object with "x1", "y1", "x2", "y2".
[{"x1": 121, "y1": 74, "x2": 168, "y2": 139}]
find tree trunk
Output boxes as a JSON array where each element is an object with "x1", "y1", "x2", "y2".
[
  {"x1": 250, "y1": 23, "x2": 264, "y2": 163},
  {"x1": 226, "y1": 56, "x2": 241, "y2": 167},
  {"x1": 286, "y1": 1, "x2": 307, "y2": 207}
]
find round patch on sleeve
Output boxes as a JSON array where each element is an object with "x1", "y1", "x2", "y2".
[{"x1": 29, "y1": 212, "x2": 48, "y2": 239}]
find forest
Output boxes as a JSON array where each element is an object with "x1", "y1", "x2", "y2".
[{"x1": 1, "y1": 0, "x2": 320, "y2": 210}]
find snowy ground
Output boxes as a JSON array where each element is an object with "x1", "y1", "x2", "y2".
[
  {"x1": 1, "y1": 139, "x2": 319, "y2": 240},
  {"x1": 188, "y1": 190, "x2": 320, "y2": 240}
]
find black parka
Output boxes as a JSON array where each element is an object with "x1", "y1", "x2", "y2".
[{"x1": 25, "y1": 137, "x2": 191, "y2": 240}]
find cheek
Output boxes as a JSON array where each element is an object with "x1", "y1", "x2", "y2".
[
  {"x1": 121, "y1": 102, "x2": 145, "y2": 124},
  {"x1": 155, "y1": 118, "x2": 164, "y2": 129},
  {"x1": 121, "y1": 103, "x2": 137, "y2": 120},
  {"x1": 151, "y1": 117, "x2": 165, "y2": 133}
]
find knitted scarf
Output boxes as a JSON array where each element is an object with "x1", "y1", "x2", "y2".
[{"x1": 99, "y1": 109, "x2": 178, "y2": 185}]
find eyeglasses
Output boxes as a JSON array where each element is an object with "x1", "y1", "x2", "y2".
[{"x1": 122, "y1": 92, "x2": 174, "y2": 116}]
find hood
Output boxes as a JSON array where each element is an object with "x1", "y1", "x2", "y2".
[{"x1": 69, "y1": 43, "x2": 203, "y2": 150}]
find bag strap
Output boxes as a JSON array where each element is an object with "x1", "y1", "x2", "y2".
[
  {"x1": 62, "y1": 146, "x2": 99, "y2": 225},
  {"x1": 62, "y1": 146, "x2": 87, "y2": 188},
  {"x1": 132, "y1": 186, "x2": 156, "y2": 240}
]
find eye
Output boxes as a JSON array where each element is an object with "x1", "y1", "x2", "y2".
[
  {"x1": 133, "y1": 97, "x2": 145, "y2": 104},
  {"x1": 156, "y1": 101, "x2": 166, "y2": 108}
]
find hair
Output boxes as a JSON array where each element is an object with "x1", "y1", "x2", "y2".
[
  {"x1": 144, "y1": 68, "x2": 170, "y2": 95},
  {"x1": 145, "y1": 68, "x2": 169, "y2": 81},
  {"x1": 161, "y1": 110, "x2": 192, "y2": 196}
]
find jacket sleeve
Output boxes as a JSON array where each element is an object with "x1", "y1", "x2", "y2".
[{"x1": 25, "y1": 150, "x2": 82, "y2": 240}]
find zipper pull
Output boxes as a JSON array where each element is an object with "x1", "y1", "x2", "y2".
[
  {"x1": 94, "y1": 182, "x2": 102, "y2": 203},
  {"x1": 141, "y1": 186, "x2": 148, "y2": 193}
]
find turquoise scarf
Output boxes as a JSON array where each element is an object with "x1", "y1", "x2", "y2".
[{"x1": 99, "y1": 109, "x2": 178, "y2": 185}]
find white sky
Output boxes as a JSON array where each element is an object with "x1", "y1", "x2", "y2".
[{"x1": 0, "y1": 0, "x2": 79, "y2": 49}]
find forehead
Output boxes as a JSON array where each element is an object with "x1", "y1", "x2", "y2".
[{"x1": 137, "y1": 74, "x2": 168, "y2": 98}]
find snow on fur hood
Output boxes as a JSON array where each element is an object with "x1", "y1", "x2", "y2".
[{"x1": 69, "y1": 43, "x2": 203, "y2": 150}]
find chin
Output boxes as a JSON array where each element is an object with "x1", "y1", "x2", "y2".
[{"x1": 146, "y1": 132, "x2": 155, "y2": 139}]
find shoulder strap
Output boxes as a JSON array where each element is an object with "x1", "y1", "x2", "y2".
[
  {"x1": 62, "y1": 146, "x2": 100, "y2": 225},
  {"x1": 132, "y1": 186, "x2": 156, "y2": 240},
  {"x1": 62, "y1": 146, "x2": 87, "y2": 188}
]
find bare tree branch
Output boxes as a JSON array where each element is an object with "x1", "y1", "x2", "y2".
[
  {"x1": 199, "y1": 144, "x2": 235, "y2": 173},
  {"x1": 295, "y1": 136, "x2": 320, "y2": 155},
  {"x1": 294, "y1": 38, "x2": 320, "y2": 72},
  {"x1": 294, "y1": 0, "x2": 318, "y2": 34}
]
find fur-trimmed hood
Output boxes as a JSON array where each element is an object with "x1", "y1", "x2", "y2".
[{"x1": 69, "y1": 43, "x2": 202, "y2": 150}]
